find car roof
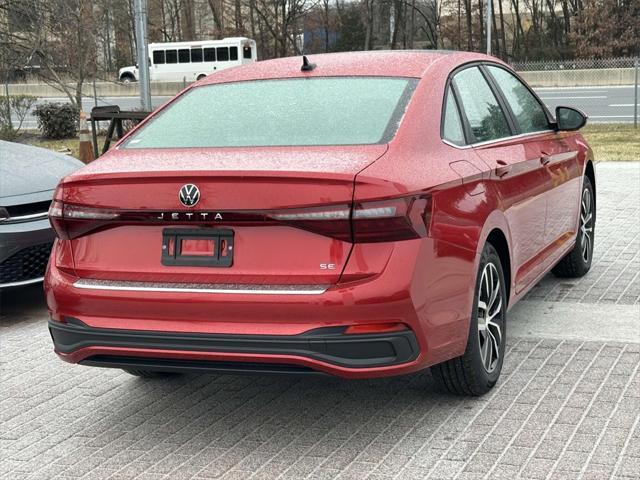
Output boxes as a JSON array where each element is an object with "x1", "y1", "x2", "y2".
[{"x1": 197, "y1": 50, "x2": 502, "y2": 85}]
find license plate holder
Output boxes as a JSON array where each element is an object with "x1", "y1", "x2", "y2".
[{"x1": 161, "y1": 228, "x2": 234, "y2": 267}]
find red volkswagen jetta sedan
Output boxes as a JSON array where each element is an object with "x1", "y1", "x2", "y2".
[{"x1": 45, "y1": 51, "x2": 595, "y2": 395}]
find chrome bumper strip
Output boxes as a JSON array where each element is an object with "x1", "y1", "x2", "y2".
[
  {"x1": 0, "y1": 212, "x2": 49, "y2": 224},
  {"x1": 73, "y1": 278, "x2": 329, "y2": 295},
  {"x1": 0, "y1": 276, "x2": 45, "y2": 288}
]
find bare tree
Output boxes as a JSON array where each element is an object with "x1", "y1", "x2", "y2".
[
  {"x1": 6, "y1": 0, "x2": 97, "y2": 109},
  {"x1": 321, "y1": 0, "x2": 330, "y2": 52},
  {"x1": 252, "y1": 0, "x2": 317, "y2": 57},
  {"x1": 363, "y1": 0, "x2": 375, "y2": 50}
]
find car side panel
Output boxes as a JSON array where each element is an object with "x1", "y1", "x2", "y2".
[
  {"x1": 539, "y1": 132, "x2": 584, "y2": 255},
  {"x1": 472, "y1": 140, "x2": 550, "y2": 294}
]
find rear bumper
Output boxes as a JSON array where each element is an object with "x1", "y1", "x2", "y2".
[
  {"x1": 50, "y1": 318, "x2": 420, "y2": 376},
  {"x1": 45, "y1": 237, "x2": 479, "y2": 378}
]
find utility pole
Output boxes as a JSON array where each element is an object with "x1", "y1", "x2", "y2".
[
  {"x1": 486, "y1": 0, "x2": 492, "y2": 55},
  {"x1": 134, "y1": 0, "x2": 151, "y2": 111},
  {"x1": 634, "y1": 57, "x2": 638, "y2": 129}
]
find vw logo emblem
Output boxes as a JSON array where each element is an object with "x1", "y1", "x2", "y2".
[{"x1": 179, "y1": 184, "x2": 200, "y2": 207}]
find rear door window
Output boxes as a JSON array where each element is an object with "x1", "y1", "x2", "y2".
[{"x1": 453, "y1": 67, "x2": 511, "y2": 143}]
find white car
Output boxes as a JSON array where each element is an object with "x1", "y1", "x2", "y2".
[{"x1": 0, "y1": 141, "x2": 83, "y2": 288}]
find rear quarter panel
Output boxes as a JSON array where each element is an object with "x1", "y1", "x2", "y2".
[{"x1": 354, "y1": 62, "x2": 512, "y2": 361}]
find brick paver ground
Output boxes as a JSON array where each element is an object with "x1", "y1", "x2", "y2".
[
  {"x1": 1, "y1": 162, "x2": 639, "y2": 480},
  {"x1": 527, "y1": 162, "x2": 640, "y2": 305}
]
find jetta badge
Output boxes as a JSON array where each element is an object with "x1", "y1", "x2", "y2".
[{"x1": 179, "y1": 184, "x2": 200, "y2": 207}]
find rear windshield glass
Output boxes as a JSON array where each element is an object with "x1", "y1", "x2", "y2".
[{"x1": 123, "y1": 77, "x2": 417, "y2": 148}]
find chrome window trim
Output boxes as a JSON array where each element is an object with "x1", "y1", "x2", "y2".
[
  {"x1": 440, "y1": 59, "x2": 556, "y2": 150},
  {"x1": 73, "y1": 278, "x2": 329, "y2": 295},
  {"x1": 442, "y1": 129, "x2": 555, "y2": 150}
]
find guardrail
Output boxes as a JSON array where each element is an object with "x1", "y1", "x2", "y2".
[
  {"x1": 518, "y1": 68, "x2": 636, "y2": 88},
  {"x1": 1, "y1": 81, "x2": 188, "y2": 98}
]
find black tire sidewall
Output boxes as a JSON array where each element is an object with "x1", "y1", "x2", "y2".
[{"x1": 466, "y1": 244, "x2": 507, "y2": 389}]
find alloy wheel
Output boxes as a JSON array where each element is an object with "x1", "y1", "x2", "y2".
[
  {"x1": 477, "y1": 262, "x2": 503, "y2": 373},
  {"x1": 580, "y1": 187, "x2": 594, "y2": 262}
]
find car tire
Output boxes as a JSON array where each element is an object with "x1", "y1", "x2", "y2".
[
  {"x1": 431, "y1": 243, "x2": 507, "y2": 396},
  {"x1": 552, "y1": 176, "x2": 595, "y2": 278},
  {"x1": 197, "y1": 74, "x2": 207, "y2": 80},
  {"x1": 123, "y1": 369, "x2": 180, "y2": 378},
  {"x1": 120, "y1": 76, "x2": 134, "y2": 84}
]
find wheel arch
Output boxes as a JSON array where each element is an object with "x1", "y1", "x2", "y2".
[
  {"x1": 119, "y1": 72, "x2": 136, "y2": 82},
  {"x1": 477, "y1": 210, "x2": 514, "y2": 307},
  {"x1": 584, "y1": 159, "x2": 596, "y2": 210},
  {"x1": 485, "y1": 228, "x2": 512, "y2": 306}
]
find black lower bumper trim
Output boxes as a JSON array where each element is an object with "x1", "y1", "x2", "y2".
[
  {"x1": 50, "y1": 318, "x2": 420, "y2": 370},
  {"x1": 82, "y1": 356, "x2": 322, "y2": 375}
]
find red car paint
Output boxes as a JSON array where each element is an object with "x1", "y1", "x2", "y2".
[{"x1": 44, "y1": 51, "x2": 592, "y2": 378}]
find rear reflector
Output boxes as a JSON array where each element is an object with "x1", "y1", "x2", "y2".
[
  {"x1": 49, "y1": 189, "x2": 432, "y2": 244},
  {"x1": 344, "y1": 323, "x2": 408, "y2": 334}
]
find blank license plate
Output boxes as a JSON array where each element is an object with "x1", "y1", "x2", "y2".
[{"x1": 161, "y1": 228, "x2": 234, "y2": 267}]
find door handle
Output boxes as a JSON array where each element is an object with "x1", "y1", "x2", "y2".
[
  {"x1": 540, "y1": 150, "x2": 552, "y2": 165},
  {"x1": 495, "y1": 159, "x2": 510, "y2": 178}
]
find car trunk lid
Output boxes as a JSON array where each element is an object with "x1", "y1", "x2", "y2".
[{"x1": 62, "y1": 145, "x2": 387, "y2": 286}]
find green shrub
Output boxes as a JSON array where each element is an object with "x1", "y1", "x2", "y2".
[{"x1": 34, "y1": 102, "x2": 78, "y2": 139}]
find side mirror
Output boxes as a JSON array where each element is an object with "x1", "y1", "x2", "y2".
[{"x1": 554, "y1": 106, "x2": 587, "y2": 131}]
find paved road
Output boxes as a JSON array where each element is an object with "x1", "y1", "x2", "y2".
[
  {"x1": 11, "y1": 85, "x2": 639, "y2": 130},
  {"x1": 1, "y1": 162, "x2": 639, "y2": 479},
  {"x1": 536, "y1": 86, "x2": 638, "y2": 123}
]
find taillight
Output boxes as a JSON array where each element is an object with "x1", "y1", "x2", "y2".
[
  {"x1": 265, "y1": 195, "x2": 431, "y2": 243},
  {"x1": 48, "y1": 199, "x2": 65, "y2": 238},
  {"x1": 267, "y1": 204, "x2": 352, "y2": 241},
  {"x1": 352, "y1": 195, "x2": 432, "y2": 243},
  {"x1": 49, "y1": 200, "x2": 121, "y2": 240},
  {"x1": 48, "y1": 193, "x2": 432, "y2": 243}
]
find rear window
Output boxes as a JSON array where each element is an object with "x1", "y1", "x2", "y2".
[{"x1": 124, "y1": 77, "x2": 416, "y2": 148}]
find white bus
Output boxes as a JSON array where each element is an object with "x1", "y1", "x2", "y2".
[{"x1": 118, "y1": 37, "x2": 257, "y2": 83}]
